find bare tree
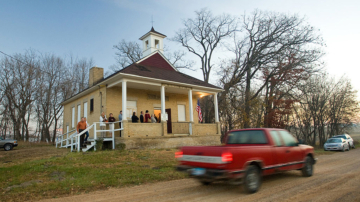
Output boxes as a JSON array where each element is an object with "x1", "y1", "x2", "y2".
[
  {"x1": 220, "y1": 10, "x2": 324, "y2": 128},
  {"x1": 172, "y1": 8, "x2": 237, "y2": 83},
  {"x1": 112, "y1": 40, "x2": 194, "y2": 72},
  {"x1": 0, "y1": 51, "x2": 41, "y2": 140}
]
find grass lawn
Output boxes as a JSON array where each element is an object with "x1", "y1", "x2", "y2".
[
  {"x1": 0, "y1": 142, "x2": 186, "y2": 202},
  {"x1": 1, "y1": 141, "x2": 358, "y2": 202}
]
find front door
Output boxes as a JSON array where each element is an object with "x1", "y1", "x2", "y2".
[{"x1": 166, "y1": 109, "x2": 172, "y2": 133}]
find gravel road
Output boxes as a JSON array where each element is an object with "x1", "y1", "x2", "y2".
[{"x1": 41, "y1": 147, "x2": 360, "y2": 202}]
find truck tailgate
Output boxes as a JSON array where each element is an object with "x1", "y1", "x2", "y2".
[{"x1": 178, "y1": 146, "x2": 229, "y2": 169}]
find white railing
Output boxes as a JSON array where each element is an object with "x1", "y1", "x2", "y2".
[
  {"x1": 57, "y1": 120, "x2": 123, "y2": 152},
  {"x1": 56, "y1": 129, "x2": 76, "y2": 148}
]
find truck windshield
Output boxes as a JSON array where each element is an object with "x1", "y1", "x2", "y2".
[{"x1": 227, "y1": 130, "x2": 268, "y2": 144}]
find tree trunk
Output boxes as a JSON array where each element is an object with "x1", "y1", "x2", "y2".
[{"x1": 244, "y1": 66, "x2": 251, "y2": 128}]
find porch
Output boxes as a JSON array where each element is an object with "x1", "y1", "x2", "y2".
[{"x1": 106, "y1": 78, "x2": 221, "y2": 137}]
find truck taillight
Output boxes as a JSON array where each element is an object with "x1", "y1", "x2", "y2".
[
  {"x1": 222, "y1": 152, "x2": 233, "y2": 162},
  {"x1": 175, "y1": 151, "x2": 183, "y2": 158}
]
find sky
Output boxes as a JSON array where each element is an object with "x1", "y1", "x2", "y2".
[{"x1": 1, "y1": 0, "x2": 360, "y2": 95}]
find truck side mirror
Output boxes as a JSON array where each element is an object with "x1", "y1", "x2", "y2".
[{"x1": 298, "y1": 139, "x2": 305, "y2": 144}]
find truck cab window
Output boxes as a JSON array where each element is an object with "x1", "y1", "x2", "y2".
[
  {"x1": 279, "y1": 131, "x2": 298, "y2": 146},
  {"x1": 270, "y1": 131, "x2": 282, "y2": 146},
  {"x1": 227, "y1": 130, "x2": 267, "y2": 144}
]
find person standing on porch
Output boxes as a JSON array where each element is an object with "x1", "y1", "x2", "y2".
[
  {"x1": 132, "y1": 112, "x2": 139, "y2": 123},
  {"x1": 140, "y1": 111, "x2": 144, "y2": 123},
  {"x1": 145, "y1": 110, "x2": 151, "y2": 123},
  {"x1": 151, "y1": 114, "x2": 156, "y2": 123},
  {"x1": 77, "y1": 117, "x2": 87, "y2": 146},
  {"x1": 100, "y1": 112, "x2": 107, "y2": 137},
  {"x1": 108, "y1": 113, "x2": 116, "y2": 133},
  {"x1": 118, "y1": 111, "x2": 122, "y2": 137}
]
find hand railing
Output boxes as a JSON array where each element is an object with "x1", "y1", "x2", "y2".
[
  {"x1": 58, "y1": 120, "x2": 123, "y2": 152},
  {"x1": 56, "y1": 129, "x2": 76, "y2": 148},
  {"x1": 92, "y1": 121, "x2": 123, "y2": 150}
]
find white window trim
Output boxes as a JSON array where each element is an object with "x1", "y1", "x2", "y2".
[
  {"x1": 83, "y1": 102, "x2": 88, "y2": 118},
  {"x1": 71, "y1": 107, "x2": 75, "y2": 128},
  {"x1": 77, "y1": 105, "x2": 81, "y2": 123}
]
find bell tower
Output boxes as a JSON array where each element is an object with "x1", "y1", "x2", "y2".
[{"x1": 139, "y1": 27, "x2": 166, "y2": 58}]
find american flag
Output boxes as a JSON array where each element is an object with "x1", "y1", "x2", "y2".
[{"x1": 196, "y1": 99, "x2": 203, "y2": 123}]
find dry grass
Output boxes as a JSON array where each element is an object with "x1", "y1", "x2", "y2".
[{"x1": 0, "y1": 143, "x2": 186, "y2": 202}]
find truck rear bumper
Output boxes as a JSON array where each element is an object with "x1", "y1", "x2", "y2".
[{"x1": 176, "y1": 165, "x2": 236, "y2": 180}]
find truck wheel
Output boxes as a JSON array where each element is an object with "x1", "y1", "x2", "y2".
[
  {"x1": 4, "y1": 144, "x2": 13, "y2": 151},
  {"x1": 243, "y1": 165, "x2": 261, "y2": 193},
  {"x1": 302, "y1": 156, "x2": 313, "y2": 177}
]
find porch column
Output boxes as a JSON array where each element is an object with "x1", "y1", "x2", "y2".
[
  {"x1": 122, "y1": 80, "x2": 127, "y2": 119},
  {"x1": 188, "y1": 90, "x2": 194, "y2": 122},
  {"x1": 160, "y1": 85, "x2": 165, "y2": 119},
  {"x1": 188, "y1": 89, "x2": 193, "y2": 135},
  {"x1": 214, "y1": 93, "x2": 219, "y2": 123},
  {"x1": 160, "y1": 85, "x2": 167, "y2": 136}
]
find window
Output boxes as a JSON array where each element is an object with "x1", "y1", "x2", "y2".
[
  {"x1": 90, "y1": 99, "x2": 94, "y2": 112},
  {"x1": 145, "y1": 40, "x2": 149, "y2": 49},
  {"x1": 177, "y1": 105, "x2": 186, "y2": 122},
  {"x1": 71, "y1": 107, "x2": 75, "y2": 128},
  {"x1": 270, "y1": 130, "x2": 282, "y2": 146},
  {"x1": 279, "y1": 131, "x2": 298, "y2": 146},
  {"x1": 83, "y1": 102, "x2": 88, "y2": 118},
  {"x1": 77, "y1": 105, "x2": 81, "y2": 123},
  {"x1": 227, "y1": 130, "x2": 268, "y2": 144},
  {"x1": 126, "y1": 101, "x2": 137, "y2": 119},
  {"x1": 155, "y1": 39, "x2": 160, "y2": 49}
]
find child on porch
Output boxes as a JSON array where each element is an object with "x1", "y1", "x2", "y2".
[
  {"x1": 145, "y1": 110, "x2": 151, "y2": 123},
  {"x1": 108, "y1": 113, "x2": 116, "y2": 132}
]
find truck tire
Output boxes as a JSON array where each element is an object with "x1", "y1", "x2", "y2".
[
  {"x1": 302, "y1": 156, "x2": 313, "y2": 177},
  {"x1": 4, "y1": 144, "x2": 13, "y2": 151},
  {"x1": 243, "y1": 165, "x2": 261, "y2": 193}
]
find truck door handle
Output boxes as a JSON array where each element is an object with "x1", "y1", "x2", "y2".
[{"x1": 286, "y1": 150, "x2": 290, "y2": 153}]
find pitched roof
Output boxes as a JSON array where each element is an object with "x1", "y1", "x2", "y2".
[
  {"x1": 139, "y1": 27, "x2": 166, "y2": 40},
  {"x1": 138, "y1": 52, "x2": 175, "y2": 71},
  {"x1": 118, "y1": 52, "x2": 221, "y2": 89}
]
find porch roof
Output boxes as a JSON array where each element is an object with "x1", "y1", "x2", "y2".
[{"x1": 61, "y1": 51, "x2": 222, "y2": 105}]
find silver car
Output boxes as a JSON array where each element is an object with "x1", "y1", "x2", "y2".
[
  {"x1": 332, "y1": 134, "x2": 355, "y2": 149},
  {"x1": 0, "y1": 137, "x2": 18, "y2": 151},
  {"x1": 323, "y1": 138, "x2": 349, "y2": 152}
]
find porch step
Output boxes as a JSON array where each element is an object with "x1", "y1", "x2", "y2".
[{"x1": 82, "y1": 141, "x2": 96, "y2": 152}]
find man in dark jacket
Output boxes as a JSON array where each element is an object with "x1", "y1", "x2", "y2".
[{"x1": 140, "y1": 111, "x2": 144, "y2": 123}]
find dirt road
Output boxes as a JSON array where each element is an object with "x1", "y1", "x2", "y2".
[{"x1": 41, "y1": 148, "x2": 360, "y2": 202}]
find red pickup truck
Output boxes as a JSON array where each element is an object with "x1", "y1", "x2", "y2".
[{"x1": 176, "y1": 128, "x2": 316, "y2": 193}]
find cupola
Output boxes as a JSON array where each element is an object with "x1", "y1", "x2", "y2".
[{"x1": 139, "y1": 27, "x2": 166, "y2": 57}]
